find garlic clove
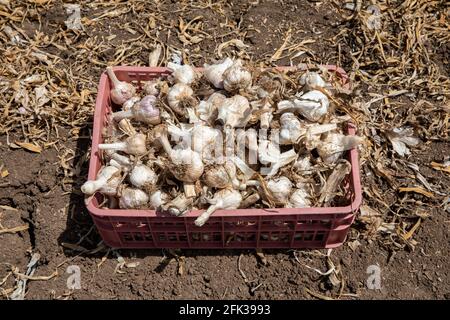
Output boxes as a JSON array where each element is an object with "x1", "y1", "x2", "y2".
[
  {"x1": 119, "y1": 188, "x2": 149, "y2": 209},
  {"x1": 195, "y1": 188, "x2": 242, "y2": 227},
  {"x1": 129, "y1": 164, "x2": 157, "y2": 188},
  {"x1": 203, "y1": 57, "x2": 234, "y2": 89},
  {"x1": 167, "y1": 62, "x2": 197, "y2": 85},
  {"x1": 299, "y1": 71, "x2": 326, "y2": 91},
  {"x1": 167, "y1": 83, "x2": 197, "y2": 117},
  {"x1": 81, "y1": 166, "x2": 119, "y2": 195},
  {"x1": 106, "y1": 67, "x2": 136, "y2": 105},
  {"x1": 222, "y1": 59, "x2": 252, "y2": 92}
]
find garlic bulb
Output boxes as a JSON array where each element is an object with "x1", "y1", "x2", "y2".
[
  {"x1": 299, "y1": 72, "x2": 326, "y2": 90},
  {"x1": 81, "y1": 166, "x2": 120, "y2": 195},
  {"x1": 196, "y1": 92, "x2": 226, "y2": 123},
  {"x1": 98, "y1": 133, "x2": 147, "y2": 156},
  {"x1": 119, "y1": 188, "x2": 149, "y2": 209},
  {"x1": 149, "y1": 190, "x2": 170, "y2": 209},
  {"x1": 280, "y1": 113, "x2": 303, "y2": 145},
  {"x1": 167, "y1": 83, "x2": 196, "y2": 116},
  {"x1": 158, "y1": 133, "x2": 204, "y2": 183},
  {"x1": 294, "y1": 154, "x2": 313, "y2": 173},
  {"x1": 105, "y1": 150, "x2": 132, "y2": 169},
  {"x1": 203, "y1": 57, "x2": 234, "y2": 89},
  {"x1": 112, "y1": 95, "x2": 160, "y2": 125},
  {"x1": 267, "y1": 176, "x2": 293, "y2": 204},
  {"x1": 106, "y1": 67, "x2": 136, "y2": 105},
  {"x1": 195, "y1": 188, "x2": 242, "y2": 227},
  {"x1": 316, "y1": 133, "x2": 363, "y2": 164},
  {"x1": 203, "y1": 161, "x2": 240, "y2": 189},
  {"x1": 277, "y1": 90, "x2": 329, "y2": 122},
  {"x1": 217, "y1": 95, "x2": 252, "y2": 128},
  {"x1": 223, "y1": 59, "x2": 252, "y2": 92},
  {"x1": 143, "y1": 80, "x2": 160, "y2": 96},
  {"x1": 288, "y1": 187, "x2": 311, "y2": 208},
  {"x1": 167, "y1": 62, "x2": 196, "y2": 85},
  {"x1": 129, "y1": 164, "x2": 157, "y2": 188}
]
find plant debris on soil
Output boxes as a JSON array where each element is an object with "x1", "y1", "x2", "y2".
[{"x1": 0, "y1": 0, "x2": 449, "y2": 300}]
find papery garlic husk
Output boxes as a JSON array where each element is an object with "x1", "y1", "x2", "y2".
[
  {"x1": 167, "y1": 62, "x2": 197, "y2": 85},
  {"x1": 222, "y1": 59, "x2": 252, "y2": 92},
  {"x1": 106, "y1": 67, "x2": 136, "y2": 105},
  {"x1": 195, "y1": 188, "x2": 242, "y2": 227},
  {"x1": 98, "y1": 133, "x2": 147, "y2": 156},
  {"x1": 318, "y1": 159, "x2": 351, "y2": 205},
  {"x1": 81, "y1": 166, "x2": 120, "y2": 195},
  {"x1": 258, "y1": 138, "x2": 297, "y2": 177},
  {"x1": 217, "y1": 95, "x2": 252, "y2": 128},
  {"x1": 277, "y1": 90, "x2": 329, "y2": 122},
  {"x1": 316, "y1": 133, "x2": 363, "y2": 164},
  {"x1": 293, "y1": 154, "x2": 313, "y2": 174},
  {"x1": 267, "y1": 176, "x2": 293, "y2": 204},
  {"x1": 385, "y1": 127, "x2": 420, "y2": 157},
  {"x1": 196, "y1": 92, "x2": 226, "y2": 124},
  {"x1": 299, "y1": 71, "x2": 326, "y2": 90},
  {"x1": 203, "y1": 57, "x2": 234, "y2": 89},
  {"x1": 122, "y1": 96, "x2": 140, "y2": 111},
  {"x1": 203, "y1": 161, "x2": 240, "y2": 189},
  {"x1": 98, "y1": 176, "x2": 122, "y2": 196},
  {"x1": 167, "y1": 83, "x2": 197, "y2": 116},
  {"x1": 162, "y1": 193, "x2": 194, "y2": 216},
  {"x1": 158, "y1": 133, "x2": 204, "y2": 183},
  {"x1": 287, "y1": 187, "x2": 311, "y2": 208},
  {"x1": 143, "y1": 80, "x2": 160, "y2": 96},
  {"x1": 119, "y1": 188, "x2": 149, "y2": 209},
  {"x1": 112, "y1": 95, "x2": 160, "y2": 125},
  {"x1": 129, "y1": 164, "x2": 157, "y2": 188},
  {"x1": 280, "y1": 113, "x2": 303, "y2": 145},
  {"x1": 149, "y1": 190, "x2": 170, "y2": 209}
]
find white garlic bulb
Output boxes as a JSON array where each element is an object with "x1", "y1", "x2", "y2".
[
  {"x1": 280, "y1": 113, "x2": 303, "y2": 145},
  {"x1": 195, "y1": 188, "x2": 242, "y2": 227},
  {"x1": 277, "y1": 90, "x2": 329, "y2": 122},
  {"x1": 143, "y1": 80, "x2": 160, "y2": 96},
  {"x1": 294, "y1": 154, "x2": 313, "y2": 173},
  {"x1": 112, "y1": 95, "x2": 160, "y2": 125},
  {"x1": 167, "y1": 62, "x2": 196, "y2": 85},
  {"x1": 106, "y1": 67, "x2": 136, "y2": 105},
  {"x1": 203, "y1": 161, "x2": 240, "y2": 189},
  {"x1": 196, "y1": 92, "x2": 226, "y2": 123},
  {"x1": 167, "y1": 83, "x2": 196, "y2": 116},
  {"x1": 223, "y1": 59, "x2": 252, "y2": 92},
  {"x1": 267, "y1": 176, "x2": 293, "y2": 204},
  {"x1": 149, "y1": 190, "x2": 170, "y2": 209},
  {"x1": 217, "y1": 95, "x2": 252, "y2": 128},
  {"x1": 299, "y1": 72, "x2": 326, "y2": 90},
  {"x1": 316, "y1": 133, "x2": 363, "y2": 164},
  {"x1": 158, "y1": 133, "x2": 204, "y2": 183},
  {"x1": 98, "y1": 133, "x2": 147, "y2": 156},
  {"x1": 203, "y1": 57, "x2": 234, "y2": 89},
  {"x1": 119, "y1": 188, "x2": 149, "y2": 209},
  {"x1": 81, "y1": 166, "x2": 120, "y2": 195},
  {"x1": 129, "y1": 164, "x2": 157, "y2": 188},
  {"x1": 288, "y1": 187, "x2": 311, "y2": 208}
]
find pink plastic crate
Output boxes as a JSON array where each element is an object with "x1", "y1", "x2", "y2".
[{"x1": 86, "y1": 65, "x2": 361, "y2": 249}]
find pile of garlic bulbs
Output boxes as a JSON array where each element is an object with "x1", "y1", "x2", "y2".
[{"x1": 82, "y1": 62, "x2": 363, "y2": 227}]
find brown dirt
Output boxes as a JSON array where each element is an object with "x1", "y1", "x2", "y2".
[{"x1": 0, "y1": 0, "x2": 449, "y2": 300}]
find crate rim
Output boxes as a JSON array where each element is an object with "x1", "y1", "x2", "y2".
[{"x1": 86, "y1": 64, "x2": 361, "y2": 219}]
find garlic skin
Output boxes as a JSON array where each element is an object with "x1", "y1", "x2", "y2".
[
  {"x1": 167, "y1": 62, "x2": 196, "y2": 85},
  {"x1": 119, "y1": 188, "x2": 149, "y2": 209},
  {"x1": 316, "y1": 133, "x2": 363, "y2": 164},
  {"x1": 203, "y1": 161, "x2": 240, "y2": 189},
  {"x1": 129, "y1": 164, "x2": 157, "y2": 188},
  {"x1": 167, "y1": 83, "x2": 196, "y2": 116},
  {"x1": 258, "y1": 138, "x2": 297, "y2": 177},
  {"x1": 196, "y1": 92, "x2": 226, "y2": 124},
  {"x1": 278, "y1": 90, "x2": 329, "y2": 122},
  {"x1": 203, "y1": 57, "x2": 234, "y2": 89},
  {"x1": 112, "y1": 95, "x2": 160, "y2": 125},
  {"x1": 223, "y1": 59, "x2": 252, "y2": 92},
  {"x1": 267, "y1": 176, "x2": 293, "y2": 204},
  {"x1": 287, "y1": 187, "x2": 311, "y2": 208},
  {"x1": 98, "y1": 133, "x2": 147, "y2": 156},
  {"x1": 294, "y1": 154, "x2": 313, "y2": 173},
  {"x1": 280, "y1": 113, "x2": 303, "y2": 145},
  {"x1": 143, "y1": 80, "x2": 160, "y2": 96},
  {"x1": 81, "y1": 166, "x2": 120, "y2": 195},
  {"x1": 195, "y1": 188, "x2": 242, "y2": 227},
  {"x1": 158, "y1": 133, "x2": 204, "y2": 183},
  {"x1": 122, "y1": 96, "x2": 140, "y2": 111},
  {"x1": 299, "y1": 72, "x2": 326, "y2": 91},
  {"x1": 149, "y1": 190, "x2": 170, "y2": 209},
  {"x1": 106, "y1": 67, "x2": 136, "y2": 105},
  {"x1": 217, "y1": 95, "x2": 252, "y2": 128}
]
